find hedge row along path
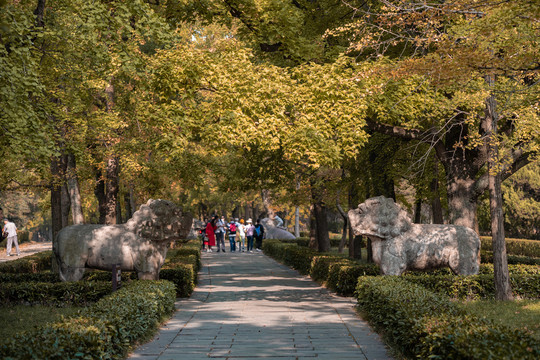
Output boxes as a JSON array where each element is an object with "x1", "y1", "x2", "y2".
[
  {"x1": 129, "y1": 250, "x2": 392, "y2": 360},
  {"x1": 0, "y1": 241, "x2": 52, "y2": 263}
]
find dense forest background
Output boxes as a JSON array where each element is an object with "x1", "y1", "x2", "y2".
[{"x1": 1, "y1": 0, "x2": 539, "y2": 245}]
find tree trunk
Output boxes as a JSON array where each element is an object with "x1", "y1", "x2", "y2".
[
  {"x1": 348, "y1": 182, "x2": 359, "y2": 259},
  {"x1": 50, "y1": 157, "x2": 63, "y2": 241},
  {"x1": 430, "y1": 161, "x2": 444, "y2": 224},
  {"x1": 353, "y1": 236, "x2": 363, "y2": 260},
  {"x1": 66, "y1": 153, "x2": 84, "y2": 224},
  {"x1": 294, "y1": 178, "x2": 301, "y2": 237},
  {"x1": 366, "y1": 238, "x2": 373, "y2": 263},
  {"x1": 94, "y1": 169, "x2": 107, "y2": 224},
  {"x1": 414, "y1": 199, "x2": 422, "y2": 224},
  {"x1": 336, "y1": 192, "x2": 349, "y2": 254},
  {"x1": 105, "y1": 157, "x2": 119, "y2": 225},
  {"x1": 116, "y1": 201, "x2": 123, "y2": 224},
  {"x1": 310, "y1": 181, "x2": 330, "y2": 252},
  {"x1": 61, "y1": 184, "x2": 71, "y2": 228},
  {"x1": 129, "y1": 185, "x2": 137, "y2": 217},
  {"x1": 294, "y1": 206, "x2": 300, "y2": 237},
  {"x1": 485, "y1": 87, "x2": 513, "y2": 301},
  {"x1": 309, "y1": 205, "x2": 318, "y2": 251},
  {"x1": 50, "y1": 156, "x2": 63, "y2": 272}
]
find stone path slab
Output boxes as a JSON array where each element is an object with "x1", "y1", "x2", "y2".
[{"x1": 128, "y1": 249, "x2": 393, "y2": 360}]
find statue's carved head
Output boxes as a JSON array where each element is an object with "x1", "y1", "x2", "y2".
[
  {"x1": 348, "y1": 196, "x2": 411, "y2": 240},
  {"x1": 128, "y1": 199, "x2": 193, "y2": 241}
]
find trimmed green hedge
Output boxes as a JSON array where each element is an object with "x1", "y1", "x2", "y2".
[
  {"x1": 0, "y1": 271, "x2": 60, "y2": 283},
  {"x1": 264, "y1": 239, "x2": 377, "y2": 295},
  {"x1": 0, "y1": 251, "x2": 52, "y2": 273},
  {"x1": 263, "y1": 240, "x2": 317, "y2": 275},
  {"x1": 0, "y1": 280, "x2": 176, "y2": 360},
  {"x1": 403, "y1": 273, "x2": 540, "y2": 300},
  {"x1": 481, "y1": 250, "x2": 540, "y2": 266},
  {"x1": 481, "y1": 237, "x2": 540, "y2": 258},
  {"x1": 326, "y1": 262, "x2": 380, "y2": 296},
  {"x1": 356, "y1": 276, "x2": 540, "y2": 359},
  {"x1": 310, "y1": 255, "x2": 347, "y2": 283},
  {"x1": 160, "y1": 265, "x2": 195, "y2": 298},
  {"x1": 480, "y1": 263, "x2": 540, "y2": 275},
  {"x1": 0, "y1": 281, "x2": 113, "y2": 306}
]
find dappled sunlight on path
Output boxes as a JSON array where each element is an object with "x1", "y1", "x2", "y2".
[{"x1": 129, "y1": 250, "x2": 392, "y2": 360}]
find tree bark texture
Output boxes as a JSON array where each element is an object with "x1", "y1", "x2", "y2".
[
  {"x1": 105, "y1": 157, "x2": 120, "y2": 225},
  {"x1": 94, "y1": 169, "x2": 107, "y2": 224},
  {"x1": 308, "y1": 205, "x2": 318, "y2": 251},
  {"x1": 348, "y1": 182, "x2": 360, "y2": 259},
  {"x1": 336, "y1": 192, "x2": 349, "y2": 254},
  {"x1": 430, "y1": 161, "x2": 444, "y2": 224},
  {"x1": 485, "y1": 88, "x2": 513, "y2": 301},
  {"x1": 310, "y1": 182, "x2": 330, "y2": 252},
  {"x1": 66, "y1": 153, "x2": 84, "y2": 224}
]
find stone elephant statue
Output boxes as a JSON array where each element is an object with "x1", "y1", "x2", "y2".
[
  {"x1": 54, "y1": 199, "x2": 192, "y2": 281},
  {"x1": 348, "y1": 196, "x2": 480, "y2": 275}
]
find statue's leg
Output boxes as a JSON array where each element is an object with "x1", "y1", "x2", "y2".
[
  {"x1": 448, "y1": 252, "x2": 461, "y2": 275},
  {"x1": 138, "y1": 271, "x2": 159, "y2": 280},
  {"x1": 380, "y1": 253, "x2": 406, "y2": 275},
  {"x1": 59, "y1": 264, "x2": 85, "y2": 281}
]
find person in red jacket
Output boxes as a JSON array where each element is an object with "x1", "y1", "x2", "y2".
[{"x1": 205, "y1": 216, "x2": 218, "y2": 252}]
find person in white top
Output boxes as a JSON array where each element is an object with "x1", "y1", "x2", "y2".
[
  {"x1": 3, "y1": 218, "x2": 20, "y2": 256},
  {"x1": 245, "y1": 219, "x2": 255, "y2": 252},
  {"x1": 237, "y1": 218, "x2": 246, "y2": 252},
  {"x1": 215, "y1": 216, "x2": 226, "y2": 252}
]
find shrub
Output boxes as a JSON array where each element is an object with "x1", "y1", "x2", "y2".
[
  {"x1": 403, "y1": 273, "x2": 540, "y2": 300},
  {"x1": 326, "y1": 262, "x2": 380, "y2": 296},
  {"x1": 481, "y1": 250, "x2": 540, "y2": 266},
  {"x1": 479, "y1": 263, "x2": 540, "y2": 275},
  {"x1": 0, "y1": 280, "x2": 176, "y2": 360},
  {"x1": 481, "y1": 237, "x2": 540, "y2": 258},
  {"x1": 282, "y1": 246, "x2": 317, "y2": 275},
  {"x1": 262, "y1": 239, "x2": 297, "y2": 262},
  {"x1": 160, "y1": 265, "x2": 196, "y2": 297},
  {"x1": 355, "y1": 276, "x2": 540, "y2": 359},
  {"x1": 0, "y1": 272, "x2": 60, "y2": 283},
  {"x1": 0, "y1": 281, "x2": 113, "y2": 306},
  {"x1": 0, "y1": 251, "x2": 52, "y2": 273},
  {"x1": 310, "y1": 255, "x2": 346, "y2": 284}
]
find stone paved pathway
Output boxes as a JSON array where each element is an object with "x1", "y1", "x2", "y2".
[
  {"x1": 0, "y1": 241, "x2": 52, "y2": 263},
  {"x1": 129, "y1": 249, "x2": 393, "y2": 360}
]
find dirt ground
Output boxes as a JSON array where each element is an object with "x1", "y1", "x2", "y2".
[{"x1": 0, "y1": 241, "x2": 52, "y2": 263}]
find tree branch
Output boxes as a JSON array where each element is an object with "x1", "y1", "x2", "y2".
[{"x1": 473, "y1": 147, "x2": 533, "y2": 200}]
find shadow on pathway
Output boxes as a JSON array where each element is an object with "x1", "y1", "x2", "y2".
[{"x1": 129, "y1": 250, "x2": 393, "y2": 360}]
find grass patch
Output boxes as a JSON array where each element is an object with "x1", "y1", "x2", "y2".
[
  {"x1": 458, "y1": 299, "x2": 540, "y2": 340},
  {"x1": 0, "y1": 305, "x2": 82, "y2": 343}
]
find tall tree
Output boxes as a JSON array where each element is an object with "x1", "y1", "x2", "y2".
[{"x1": 332, "y1": 0, "x2": 539, "y2": 299}]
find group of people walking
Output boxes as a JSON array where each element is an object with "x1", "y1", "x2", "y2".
[{"x1": 202, "y1": 216, "x2": 265, "y2": 253}]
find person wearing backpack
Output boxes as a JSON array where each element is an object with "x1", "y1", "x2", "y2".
[
  {"x1": 254, "y1": 218, "x2": 265, "y2": 252},
  {"x1": 228, "y1": 220, "x2": 237, "y2": 252}
]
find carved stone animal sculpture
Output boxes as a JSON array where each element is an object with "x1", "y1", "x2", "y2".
[
  {"x1": 348, "y1": 196, "x2": 480, "y2": 275},
  {"x1": 55, "y1": 199, "x2": 192, "y2": 281},
  {"x1": 260, "y1": 218, "x2": 296, "y2": 240}
]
